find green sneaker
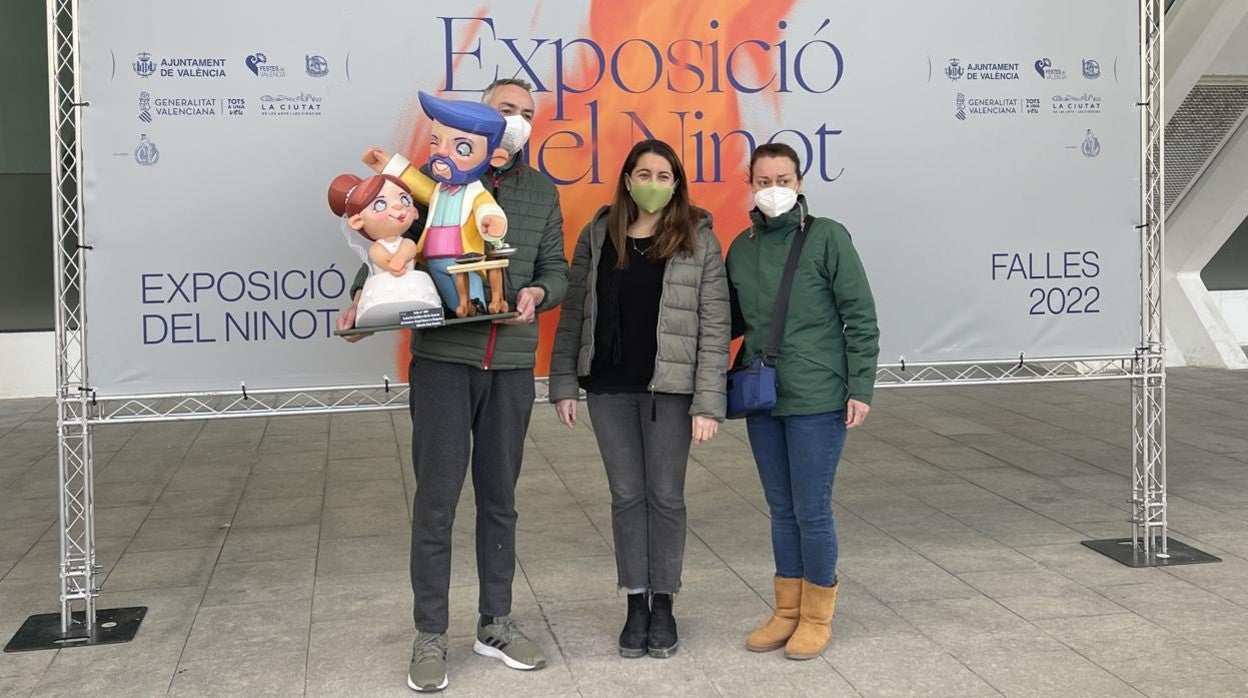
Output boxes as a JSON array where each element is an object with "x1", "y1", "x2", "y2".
[
  {"x1": 407, "y1": 632, "x2": 449, "y2": 692},
  {"x1": 473, "y1": 615, "x2": 547, "y2": 670}
]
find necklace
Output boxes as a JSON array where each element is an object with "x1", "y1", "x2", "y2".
[{"x1": 629, "y1": 236, "x2": 654, "y2": 254}]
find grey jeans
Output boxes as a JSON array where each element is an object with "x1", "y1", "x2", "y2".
[
  {"x1": 409, "y1": 358, "x2": 535, "y2": 634},
  {"x1": 585, "y1": 392, "x2": 694, "y2": 594}
]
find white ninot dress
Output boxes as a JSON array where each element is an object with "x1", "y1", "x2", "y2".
[{"x1": 354, "y1": 237, "x2": 443, "y2": 327}]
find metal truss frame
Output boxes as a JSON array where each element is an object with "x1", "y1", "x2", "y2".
[
  {"x1": 81, "y1": 353, "x2": 1141, "y2": 425},
  {"x1": 47, "y1": 0, "x2": 96, "y2": 637},
  {"x1": 1131, "y1": 0, "x2": 1170, "y2": 561}
]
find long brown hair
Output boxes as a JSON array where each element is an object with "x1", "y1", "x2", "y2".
[{"x1": 607, "y1": 139, "x2": 703, "y2": 269}]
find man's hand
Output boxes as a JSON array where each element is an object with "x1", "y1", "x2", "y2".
[
  {"x1": 499, "y1": 287, "x2": 544, "y2": 324},
  {"x1": 336, "y1": 302, "x2": 372, "y2": 343},
  {"x1": 361, "y1": 147, "x2": 392, "y2": 174},
  {"x1": 846, "y1": 399, "x2": 871, "y2": 429}
]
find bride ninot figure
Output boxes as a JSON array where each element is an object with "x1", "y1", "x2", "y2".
[{"x1": 328, "y1": 172, "x2": 442, "y2": 327}]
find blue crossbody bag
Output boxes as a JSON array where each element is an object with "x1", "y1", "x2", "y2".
[{"x1": 725, "y1": 215, "x2": 812, "y2": 419}]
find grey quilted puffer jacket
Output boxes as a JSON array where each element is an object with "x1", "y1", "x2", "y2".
[{"x1": 548, "y1": 206, "x2": 731, "y2": 420}]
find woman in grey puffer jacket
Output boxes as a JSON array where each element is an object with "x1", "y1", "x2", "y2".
[{"x1": 549, "y1": 139, "x2": 730, "y2": 660}]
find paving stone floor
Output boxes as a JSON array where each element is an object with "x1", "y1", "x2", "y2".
[{"x1": 2, "y1": 368, "x2": 1248, "y2": 696}]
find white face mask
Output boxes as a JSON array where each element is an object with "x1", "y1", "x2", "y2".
[
  {"x1": 499, "y1": 114, "x2": 532, "y2": 156},
  {"x1": 754, "y1": 186, "x2": 799, "y2": 218}
]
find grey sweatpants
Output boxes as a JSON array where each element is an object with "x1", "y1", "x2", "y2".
[
  {"x1": 585, "y1": 392, "x2": 694, "y2": 594},
  {"x1": 408, "y1": 358, "x2": 535, "y2": 634}
]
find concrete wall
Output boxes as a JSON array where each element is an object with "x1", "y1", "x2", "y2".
[{"x1": 1, "y1": 0, "x2": 56, "y2": 397}]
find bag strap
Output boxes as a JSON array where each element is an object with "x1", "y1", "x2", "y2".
[
  {"x1": 731, "y1": 213, "x2": 814, "y2": 368},
  {"x1": 763, "y1": 214, "x2": 813, "y2": 358}
]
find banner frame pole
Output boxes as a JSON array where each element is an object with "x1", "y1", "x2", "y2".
[
  {"x1": 1081, "y1": 0, "x2": 1218, "y2": 569},
  {"x1": 3, "y1": 0, "x2": 147, "y2": 654}
]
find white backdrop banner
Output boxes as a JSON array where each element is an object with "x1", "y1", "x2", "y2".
[{"x1": 78, "y1": 0, "x2": 1141, "y2": 396}]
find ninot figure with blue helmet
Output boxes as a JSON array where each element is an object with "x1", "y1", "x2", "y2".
[{"x1": 362, "y1": 91, "x2": 516, "y2": 318}]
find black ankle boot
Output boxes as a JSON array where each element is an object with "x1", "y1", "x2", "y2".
[
  {"x1": 619, "y1": 593, "x2": 649, "y2": 658},
  {"x1": 647, "y1": 593, "x2": 678, "y2": 658}
]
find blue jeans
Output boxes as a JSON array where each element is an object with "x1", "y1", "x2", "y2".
[
  {"x1": 745, "y1": 411, "x2": 846, "y2": 587},
  {"x1": 426, "y1": 258, "x2": 485, "y2": 310}
]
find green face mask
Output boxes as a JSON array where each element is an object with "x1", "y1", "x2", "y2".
[{"x1": 628, "y1": 180, "x2": 676, "y2": 214}]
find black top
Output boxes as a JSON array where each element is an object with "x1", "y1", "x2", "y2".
[{"x1": 581, "y1": 235, "x2": 666, "y2": 394}]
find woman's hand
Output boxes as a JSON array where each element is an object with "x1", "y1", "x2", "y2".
[
  {"x1": 555, "y1": 399, "x2": 578, "y2": 428},
  {"x1": 846, "y1": 399, "x2": 871, "y2": 429},
  {"x1": 692, "y1": 415, "x2": 719, "y2": 444}
]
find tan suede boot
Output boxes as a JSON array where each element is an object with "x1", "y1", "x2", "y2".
[
  {"x1": 784, "y1": 579, "x2": 838, "y2": 660},
  {"x1": 745, "y1": 576, "x2": 802, "y2": 652}
]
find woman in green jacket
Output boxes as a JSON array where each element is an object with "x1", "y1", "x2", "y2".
[
  {"x1": 727, "y1": 143, "x2": 880, "y2": 661},
  {"x1": 549, "y1": 139, "x2": 730, "y2": 660}
]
